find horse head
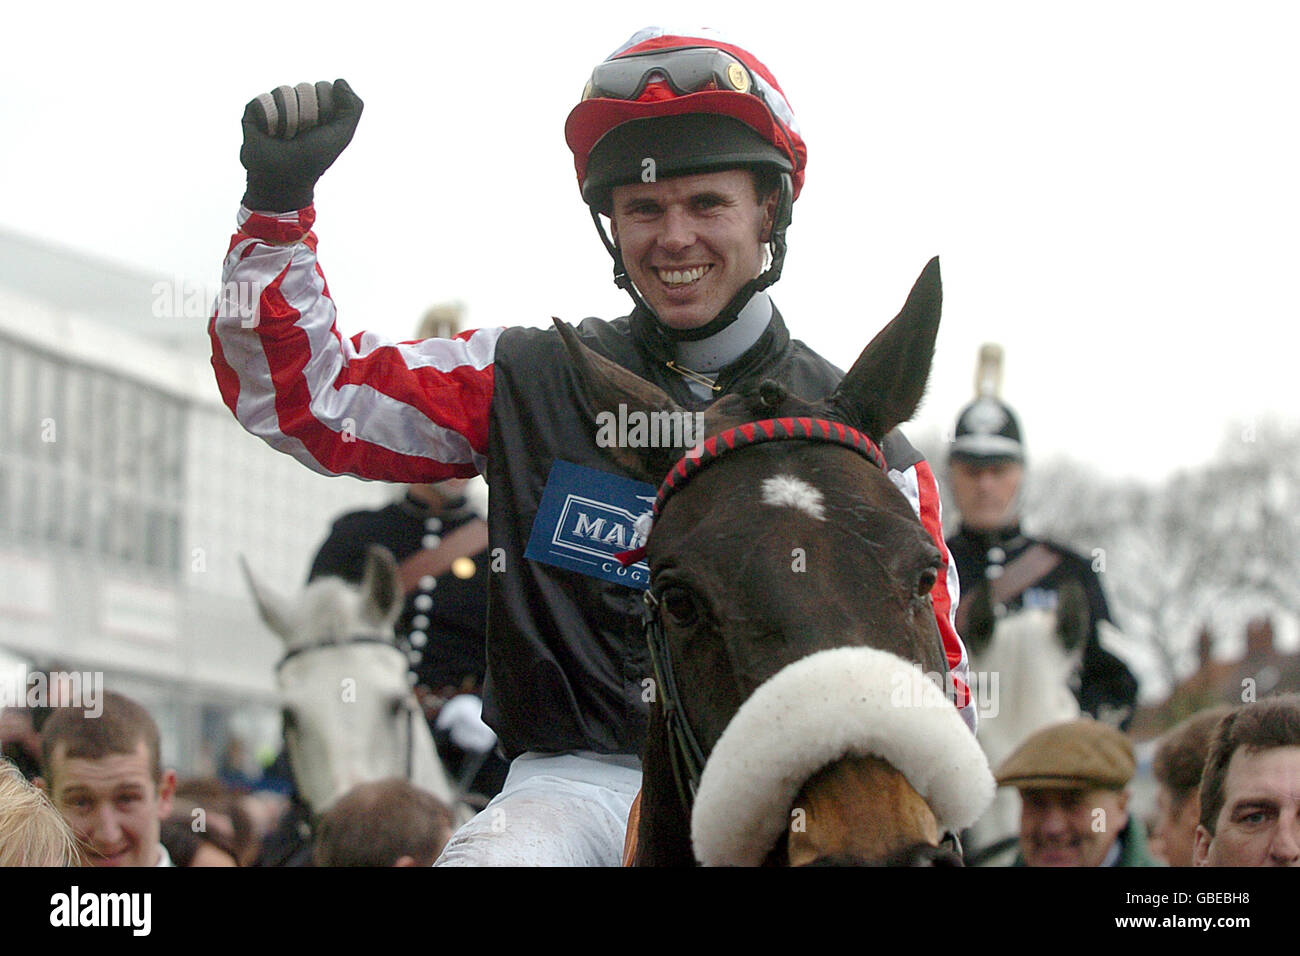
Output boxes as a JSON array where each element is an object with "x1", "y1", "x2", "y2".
[
  {"x1": 240, "y1": 547, "x2": 457, "y2": 817},
  {"x1": 559, "y1": 258, "x2": 994, "y2": 865}
]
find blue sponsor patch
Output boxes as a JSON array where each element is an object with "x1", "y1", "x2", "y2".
[{"x1": 525, "y1": 460, "x2": 655, "y2": 590}]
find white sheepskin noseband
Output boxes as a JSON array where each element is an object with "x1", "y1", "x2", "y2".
[{"x1": 690, "y1": 646, "x2": 995, "y2": 866}]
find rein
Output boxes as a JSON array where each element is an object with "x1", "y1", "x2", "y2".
[
  {"x1": 275, "y1": 634, "x2": 401, "y2": 671},
  {"x1": 276, "y1": 635, "x2": 419, "y2": 784},
  {"x1": 625, "y1": 417, "x2": 890, "y2": 817}
]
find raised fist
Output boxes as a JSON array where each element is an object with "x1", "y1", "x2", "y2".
[{"x1": 240, "y1": 79, "x2": 363, "y2": 213}]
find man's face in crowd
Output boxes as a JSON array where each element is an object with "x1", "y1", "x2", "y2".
[
  {"x1": 1194, "y1": 745, "x2": 1300, "y2": 867},
  {"x1": 43, "y1": 740, "x2": 176, "y2": 867},
  {"x1": 1019, "y1": 786, "x2": 1128, "y2": 867},
  {"x1": 610, "y1": 168, "x2": 776, "y2": 331},
  {"x1": 949, "y1": 459, "x2": 1022, "y2": 531},
  {"x1": 1151, "y1": 783, "x2": 1201, "y2": 867}
]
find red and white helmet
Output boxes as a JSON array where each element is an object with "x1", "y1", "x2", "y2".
[
  {"x1": 565, "y1": 28, "x2": 808, "y2": 326},
  {"x1": 565, "y1": 27, "x2": 807, "y2": 215}
]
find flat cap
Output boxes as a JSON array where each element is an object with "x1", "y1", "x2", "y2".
[{"x1": 996, "y1": 718, "x2": 1135, "y2": 791}]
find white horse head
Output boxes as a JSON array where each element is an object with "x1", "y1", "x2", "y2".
[
  {"x1": 241, "y1": 547, "x2": 459, "y2": 818},
  {"x1": 965, "y1": 582, "x2": 1087, "y2": 860}
]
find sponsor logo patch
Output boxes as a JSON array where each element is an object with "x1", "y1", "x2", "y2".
[{"x1": 525, "y1": 461, "x2": 653, "y2": 589}]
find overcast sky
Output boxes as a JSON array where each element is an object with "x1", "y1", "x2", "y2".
[{"x1": 4, "y1": 1, "x2": 1297, "y2": 482}]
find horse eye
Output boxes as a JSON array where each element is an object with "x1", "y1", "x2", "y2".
[
  {"x1": 916, "y1": 567, "x2": 938, "y2": 596},
  {"x1": 281, "y1": 708, "x2": 298, "y2": 732},
  {"x1": 661, "y1": 586, "x2": 700, "y2": 628},
  {"x1": 390, "y1": 696, "x2": 409, "y2": 717}
]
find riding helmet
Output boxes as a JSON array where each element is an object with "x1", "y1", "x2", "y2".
[{"x1": 564, "y1": 27, "x2": 807, "y2": 331}]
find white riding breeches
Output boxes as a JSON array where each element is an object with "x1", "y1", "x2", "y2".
[{"x1": 433, "y1": 751, "x2": 642, "y2": 867}]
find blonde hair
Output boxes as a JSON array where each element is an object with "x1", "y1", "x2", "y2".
[{"x1": 0, "y1": 759, "x2": 81, "y2": 866}]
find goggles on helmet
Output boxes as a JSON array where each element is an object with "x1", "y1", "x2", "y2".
[{"x1": 581, "y1": 46, "x2": 753, "y2": 102}]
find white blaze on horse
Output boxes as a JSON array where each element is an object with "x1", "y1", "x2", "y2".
[
  {"x1": 241, "y1": 547, "x2": 466, "y2": 821},
  {"x1": 560, "y1": 258, "x2": 996, "y2": 865}
]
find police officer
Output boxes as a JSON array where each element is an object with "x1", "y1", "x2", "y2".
[{"x1": 946, "y1": 394, "x2": 1139, "y2": 727}]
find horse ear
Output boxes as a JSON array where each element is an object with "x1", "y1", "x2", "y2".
[
  {"x1": 822, "y1": 258, "x2": 942, "y2": 442},
  {"x1": 359, "y1": 545, "x2": 403, "y2": 630},
  {"x1": 553, "y1": 318, "x2": 689, "y2": 484},
  {"x1": 239, "y1": 554, "x2": 294, "y2": 643}
]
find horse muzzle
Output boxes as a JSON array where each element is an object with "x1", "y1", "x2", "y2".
[
  {"x1": 785, "y1": 754, "x2": 957, "y2": 866},
  {"x1": 689, "y1": 646, "x2": 995, "y2": 867}
]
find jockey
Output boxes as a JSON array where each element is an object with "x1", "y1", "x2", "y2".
[{"x1": 211, "y1": 26, "x2": 973, "y2": 866}]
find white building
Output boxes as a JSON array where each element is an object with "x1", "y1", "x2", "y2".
[{"x1": 0, "y1": 225, "x2": 391, "y2": 778}]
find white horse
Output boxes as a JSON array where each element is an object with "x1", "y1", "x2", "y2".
[
  {"x1": 241, "y1": 546, "x2": 472, "y2": 823},
  {"x1": 964, "y1": 585, "x2": 1086, "y2": 862}
]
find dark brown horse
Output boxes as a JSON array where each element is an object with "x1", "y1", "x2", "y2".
[{"x1": 558, "y1": 258, "x2": 994, "y2": 866}]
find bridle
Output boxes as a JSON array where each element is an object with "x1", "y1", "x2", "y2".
[
  {"x1": 623, "y1": 415, "x2": 965, "y2": 860},
  {"x1": 618, "y1": 417, "x2": 889, "y2": 814},
  {"x1": 275, "y1": 635, "x2": 420, "y2": 785}
]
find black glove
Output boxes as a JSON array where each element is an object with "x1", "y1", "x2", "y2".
[{"x1": 240, "y1": 79, "x2": 363, "y2": 213}]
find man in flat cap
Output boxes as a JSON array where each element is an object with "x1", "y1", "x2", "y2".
[{"x1": 995, "y1": 718, "x2": 1159, "y2": 867}]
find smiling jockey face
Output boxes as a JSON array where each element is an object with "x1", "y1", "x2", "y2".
[{"x1": 609, "y1": 169, "x2": 778, "y2": 332}]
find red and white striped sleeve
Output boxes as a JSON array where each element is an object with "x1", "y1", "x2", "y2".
[
  {"x1": 889, "y1": 458, "x2": 977, "y2": 735},
  {"x1": 208, "y1": 206, "x2": 500, "y2": 483}
]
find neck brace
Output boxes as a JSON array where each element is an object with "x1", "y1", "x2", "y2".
[
  {"x1": 670, "y1": 293, "x2": 771, "y2": 400},
  {"x1": 674, "y1": 292, "x2": 772, "y2": 372}
]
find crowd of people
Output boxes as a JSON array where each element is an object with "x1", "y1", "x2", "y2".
[
  {"x1": 0, "y1": 689, "x2": 461, "y2": 867},
  {"x1": 2, "y1": 26, "x2": 1296, "y2": 869},
  {"x1": 3, "y1": 681, "x2": 1297, "y2": 867}
]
